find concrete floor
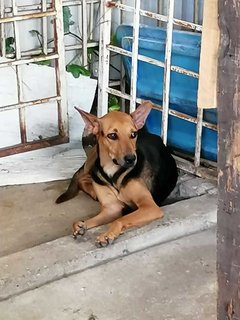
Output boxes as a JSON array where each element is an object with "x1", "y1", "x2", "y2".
[
  {"x1": 0, "y1": 174, "x2": 216, "y2": 258},
  {"x1": 0, "y1": 177, "x2": 217, "y2": 319},
  {"x1": 0, "y1": 181, "x2": 99, "y2": 257},
  {"x1": 0, "y1": 229, "x2": 216, "y2": 320}
]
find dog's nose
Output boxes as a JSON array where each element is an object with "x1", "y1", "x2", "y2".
[{"x1": 124, "y1": 154, "x2": 136, "y2": 165}]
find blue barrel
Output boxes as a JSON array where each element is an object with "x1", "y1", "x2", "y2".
[{"x1": 116, "y1": 25, "x2": 217, "y2": 162}]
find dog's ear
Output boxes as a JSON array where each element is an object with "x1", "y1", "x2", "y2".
[
  {"x1": 131, "y1": 101, "x2": 153, "y2": 129},
  {"x1": 75, "y1": 107, "x2": 100, "y2": 135}
]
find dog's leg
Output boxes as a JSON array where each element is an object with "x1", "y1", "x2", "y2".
[
  {"x1": 96, "y1": 181, "x2": 164, "y2": 246},
  {"x1": 56, "y1": 146, "x2": 97, "y2": 203},
  {"x1": 72, "y1": 184, "x2": 123, "y2": 239}
]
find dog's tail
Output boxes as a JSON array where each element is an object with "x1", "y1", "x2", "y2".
[{"x1": 55, "y1": 168, "x2": 82, "y2": 204}]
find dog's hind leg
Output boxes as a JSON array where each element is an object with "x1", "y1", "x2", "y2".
[{"x1": 56, "y1": 146, "x2": 97, "y2": 204}]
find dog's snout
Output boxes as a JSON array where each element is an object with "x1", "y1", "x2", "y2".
[{"x1": 124, "y1": 154, "x2": 136, "y2": 165}]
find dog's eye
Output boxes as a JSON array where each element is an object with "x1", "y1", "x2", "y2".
[
  {"x1": 107, "y1": 132, "x2": 118, "y2": 140},
  {"x1": 130, "y1": 132, "x2": 137, "y2": 139}
]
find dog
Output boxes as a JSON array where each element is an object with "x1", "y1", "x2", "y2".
[{"x1": 56, "y1": 101, "x2": 178, "y2": 247}]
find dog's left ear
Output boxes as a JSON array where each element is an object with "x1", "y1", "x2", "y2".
[
  {"x1": 131, "y1": 101, "x2": 153, "y2": 129},
  {"x1": 74, "y1": 107, "x2": 100, "y2": 135}
]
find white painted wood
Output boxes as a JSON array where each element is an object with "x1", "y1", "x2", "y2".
[
  {"x1": 81, "y1": 0, "x2": 88, "y2": 67},
  {"x1": 161, "y1": 0, "x2": 174, "y2": 145},
  {"x1": 54, "y1": 0, "x2": 68, "y2": 138},
  {"x1": 0, "y1": 0, "x2": 5, "y2": 58},
  {"x1": 42, "y1": 0, "x2": 48, "y2": 55},
  {"x1": 0, "y1": 62, "x2": 97, "y2": 146},
  {"x1": 129, "y1": 0, "x2": 140, "y2": 113},
  {"x1": 97, "y1": 0, "x2": 111, "y2": 117}
]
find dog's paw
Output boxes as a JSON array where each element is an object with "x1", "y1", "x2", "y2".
[
  {"x1": 95, "y1": 232, "x2": 116, "y2": 248},
  {"x1": 72, "y1": 221, "x2": 87, "y2": 238}
]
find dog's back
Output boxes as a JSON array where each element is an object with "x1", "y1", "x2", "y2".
[
  {"x1": 138, "y1": 128, "x2": 178, "y2": 205},
  {"x1": 118, "y1": 127, "x2": 178, "y2": 206}
]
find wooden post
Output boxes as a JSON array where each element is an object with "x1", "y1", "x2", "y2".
[{"x1": 217, "y1": 1, "x2": 240, "y2": 319}]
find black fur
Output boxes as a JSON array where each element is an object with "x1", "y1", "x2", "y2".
[{"x1": 91, "y1": 127, "x2": 178, "y2": 207}]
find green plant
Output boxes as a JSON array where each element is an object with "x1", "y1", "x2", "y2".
[
  {"x1": 5, "y1": 37, "x2": 15, "y2": 54},
  {"x1": 66, "y1": 64, "x2": 91, "y2": 77},
  {"x1": 63, "y1": 6, "x2": 74, "y2": 33},
  {"x1": 108, "y1": 95, "x2": 120, "y2": 112}
]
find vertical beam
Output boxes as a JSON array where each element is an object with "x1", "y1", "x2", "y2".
[
  {"x1": 89, "y1": 0, "x2": 94, "y2": 40},
  {"x1": 98, "y1": 0, "x2": 111, "y2": 116},
  {"x1": 217, "y1": 1, "x2": 240, "y2": 319},
  {"x1": 54, "y1": 0, "x2": 68, "y2": 137},
  {"x1": 129, "y1": 0, "x2": 140, "y2": 113},
  {"x1": 12, "y1": 0, "x2": 27, "y2": 143},
  {"x1": 42, "y1": 0, "x2": 48, "y2": 55},
  {"x1": 0, "y1": 0, "x2": 5, "y2": 57},
  {"x1": 194, "y1": 107, "x2": 203, "y2": 168},
  {"x1": 194, "y1": 0, "x2": 199, "y2": 24},
  {"x1": 82, "y1": 0, "x2": 88, "y2": 67},
  {"x1": 161, "y1": 0, "x2": 174, "y2": 145}
]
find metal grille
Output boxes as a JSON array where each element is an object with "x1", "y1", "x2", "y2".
[
  {"x1": 97, "y1": 0, "x2": 217, "y2": 179},
  {"x1": 0, "y1": 0, "x2": 68, "y2": 157},
  {"x1": 0, "y1": 0, "x2": 100, "y2": 158}
]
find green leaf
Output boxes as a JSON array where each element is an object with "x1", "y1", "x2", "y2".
[
  {"x1": 5, "y1": 37, "x2": 15, "y2": 54},
  {"x1": 66, "y1": 64, "x2": 91, "y2": 78},
  {"x1": 35, "y1": 59, "x2": 51, "y2": 66},
  {"x1": 110, "y1": 33, "x2": 118, "y2": 46},
  {"x1": 63, "y1": 6, "x2": 74, "y2": 33},
  {"x1": 108, "y1": 105, "x2": 120, "y2": 112},
  {"x1": 108, "y1": 95, "x2": 120, "y2": 112},
  {"x1": 108, "y1": 95, "x2": 119, "y2": 107},
  {"x1": 87, "y1": 46, "x2": 99, "y2": 55}
]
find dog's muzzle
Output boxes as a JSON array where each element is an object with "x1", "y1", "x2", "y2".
[{"x1": 113, "y1": 154, "x2": 137, "y2": 168}]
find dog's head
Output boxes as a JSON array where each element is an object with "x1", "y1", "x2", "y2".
[{"x1": 75, "y1": 101, "x2": 152, "y2": 173}]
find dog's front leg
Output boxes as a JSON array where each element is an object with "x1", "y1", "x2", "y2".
[
  {"x1": 73, "y1": 183, "x2": 123, "y2": 239},
  {"x1": 96, "y1": 181, "x2": 164, "y2": 247}
]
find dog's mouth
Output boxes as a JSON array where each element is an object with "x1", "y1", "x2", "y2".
[{"x1": 113, "y1": 154, "x2": 137, "y2": 169}]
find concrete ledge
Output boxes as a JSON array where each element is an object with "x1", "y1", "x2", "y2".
[{"x1": 0, "y1": 194, "x2": 217, "y2": 301}]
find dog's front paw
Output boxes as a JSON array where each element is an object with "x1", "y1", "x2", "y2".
[
  {"x1": 95, "y1": 232, "x2": 116, "y2": 248},
  {"x1": 72, "y1": 221, "x2": 87, "y2": 238}
]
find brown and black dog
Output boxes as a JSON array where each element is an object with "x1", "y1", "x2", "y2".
[{"x1": 56, "y1": 101, "x2": 178, "y2": 247}]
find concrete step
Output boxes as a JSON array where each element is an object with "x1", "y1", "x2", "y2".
[
  {"x1": 0, "y1": 229, "x2": 216, "y2": 320},
  {"x1": 0, "y1": 194, "x2": 217, "y2": 301}
]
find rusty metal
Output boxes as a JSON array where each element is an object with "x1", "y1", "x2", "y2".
[
  {"x1": 97, "y1": 0, "x2": 111, "y2": 116},
  {"x1": 0, "y1": 53, "x2": 59, "y2": 68},
  {"x1": 107, "y1": 1, "x2": 202, "y2": 32},
  {"x1": 0, "y1": 96, "x2": 61, "y2": 112},
  {"x1": 104, "y1": 87, "x2": 217, "y2": 132},
  {"x1": 97, "y1": 0, "x2": 217, "y2": 178},
  {"x1": 171, "y1": 65, "x2": 199, "y2": 78},
  {"x1": 2, "y1": 0, "x2": 99, "y2": 14},
  {"x1": 81, "y1": 0, "x2": 88, "y2": 67},
  {"x1": 0, "y1": 0, "x2": 5, "y2": 57},
  {"x1": 161, "y1": 0, "x2": 174, "y2": 145},
  {"x1": 53, "y1": 0, "x2": 68, "y2": 138},
  {"x1": 194, "y1": 107, "x2": 203, "y2": 168},
  {"x1": 12, "y1": 0, "x2": 27, "y2": 145},
  {"x1": 0, "y1": 136, "x2": 68, "y2": 158},
  {"x1": 129, "y1": 0, "x2": 141, "y2": 112},
  {"x1": 0, "y1": 1, "x2": 68, "y2": 158},
  {"x1": 0, "y1": 10, "x2": 56, "y2": 23},
  {"x1": 42, "y1": 0, "x2": 48, "y2": 55},
  {"x1": 174, "y1": 155, "x2": 217, "y2": 180}
]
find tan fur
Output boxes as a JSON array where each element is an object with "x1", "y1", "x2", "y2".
[{"x1": 72, "y1": 102, "x2": 164, "y2": 247}]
